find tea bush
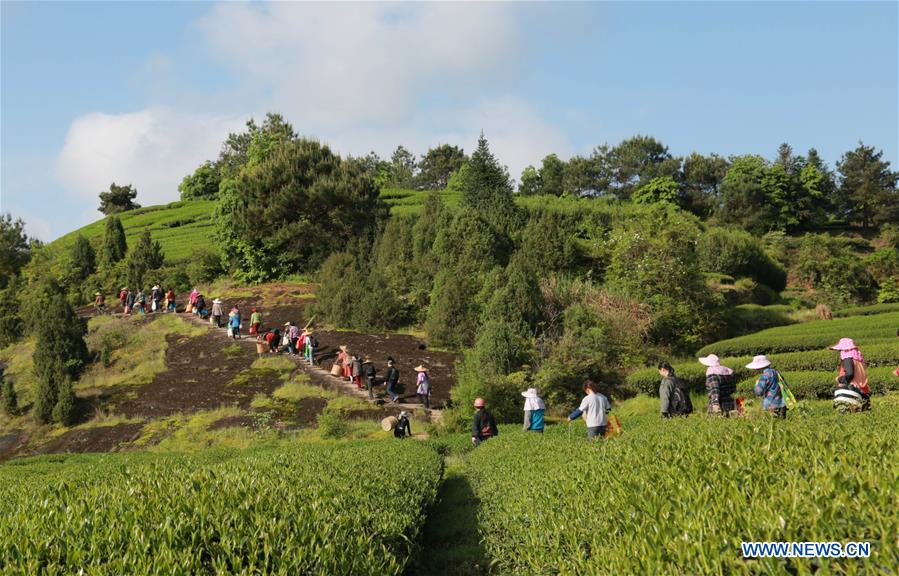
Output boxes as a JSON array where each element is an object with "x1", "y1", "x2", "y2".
[
  {"x1": 0, "y1": 441, "x2": 442, "y2": 575},
  {"x1": 467, "y1": 411, "x2": 899, "y2": 574}
]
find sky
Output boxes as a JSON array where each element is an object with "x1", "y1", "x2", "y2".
[{"x1": 1, "y1": 1, "x2": 897, "y2": 241}]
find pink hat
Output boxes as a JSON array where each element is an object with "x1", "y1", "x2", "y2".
[
  {"x1": 698, "y1": 354, "x2": 721, "y2": 367},
  {"x1": 830, "y1": 338, "x2": 857, "y2": 351},
  {"x1": 745, "y1": 355, "x2": 771, "y2": 370}
]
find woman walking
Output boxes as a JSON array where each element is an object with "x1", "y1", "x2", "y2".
[
  {"x1": 567, "y1": 380, "x2": 611, "y2": 439},
  {"x1": 211, "y1": 298, "x2": 224, "y2": 327},
  {"x1": 249, "y1": 308, "x2": 262, "y2": 335},
  {"x1": 747, "y1": 355, "x2": 787, "y2": 418},
  {"x1": 830, "y1": 338, "x2": 871, "y2": 412},
  {"x1": 699, "y1": 354, "x2": 736, "y2": 415},
  {"x1": 415, "y1": 365, "x2": 431, "y2": 409},
  {"x1": 522, "y1": 388, "x2": 546, "y2": 433},
  {"x1": 229, "y1": 305, "x2": 242, "y2": 339}
]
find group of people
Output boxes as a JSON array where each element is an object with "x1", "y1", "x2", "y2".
[
  {"x1": 333, "y1": 347, "x2": 432, "y2": 407},
  {"x1": 658, "y1": 336, "x2": 875, "y2": 419},
  {"x1": 98, "y1": 285, "x2": 179, "y2": 315}
]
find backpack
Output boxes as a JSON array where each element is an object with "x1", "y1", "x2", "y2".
[{"x1": 671, "y1": 380, "x2": 693, "y2": 416}]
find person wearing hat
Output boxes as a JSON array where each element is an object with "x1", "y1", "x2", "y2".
[
  {"x1": 747, "y1": 355, "x2": 787, "y2": 418},
  {"x1": 228, "y1": 305, "x2": 242, "y2": 339},
  {"x1": 285, "y1": 322, "x2": 300, "y2": 355},
  {"x1": 119, "y1": 287, "x2": 129, "y2": 312},
  {"x1": 567, "y1": 380, "x2": 611, "y2": 438},
  {"x1": 151, "y1": 285, "x2": 162, "y2": 313},
  {"x1": 249, "y1": 308, "x2": 262, "y2": 336},
  {"x1": 337, "y1": 345, "x2": 351, "y2": 380},
  {"x1": 125, "y1": 288, "x2": 136, "y2": 315},
  {"x1": 211, "y1": 298, "x2": 224, "y2": 327},
  {"x1": 385, "y1": 357, "x2": 400, "y2": 403},
  {"x1": 303, "y1": 330, "x2": 317, "y2": 365},
  {"x1": 699, "y1": 354, "x2": 736, "y2": 415},
  {"x1": 658, "y1": 362, "x2": 692, "y2": 418},
  {"x1": 471, "y1": 398, "x2": 498, "y2": 446},
  {"x1": 394, "y1": 411, "x2": 412, "y2": 438},
  {"x1": 830, "y1": 338, "x2": 871, "y2": 412},
  {"x1": 363, "y1": 356, "x2": 377, "y2": 399},
  {"x1": 521, "y1": 388, "x2": 546, "y2": 433},
  {"x1": 415, "y1": 365, "x2": 431, "y2": 409},
  {"x1": 94, "y1": 291, "x2": 106, "y2": 315},
  {"x1": 188, "y1": 287, "x2": 199, "y2": 313},
  {"x1": 196, "y1": 294, "x2": 209, "y2": 319}
]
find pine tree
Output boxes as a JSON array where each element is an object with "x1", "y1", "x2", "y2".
[
  {"x1": 101, "y1": 216, "x2": 128, "y2": 267},
  {"x1": 126, "y1": 230, "x2": 165, "y2": 289},
  {"x1": 836, "y1": 142, "x2": 898, "y2": 230},
  {"x1": 31, "y1": 278, "x2": 88, "y2": 423},
  {"x1": 461, "y1": 134, "x2": 515, "y2": 214},
  {"x1": 52, "y1": 378, "x2": 76, "y2": 425},
  {"x1": 69, "y1": 235, "x2": 97, "y2": 285},
  {"x1": 1, "y1": 369, "x2": 16, "y2": 415}
]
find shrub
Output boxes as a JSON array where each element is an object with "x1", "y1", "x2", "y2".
[
  {"x1": 317, "y1": 407, "x2": 350, "y2": 439},
  {"x1": 1, "y1": 372, "x2": 16, "y2": 415},
  {"x1": 52, "y1": 378, "x2": 76, "y2": 426},
  {"x1": 697, "y1": 227, "x2": 787, "y2": 292}
]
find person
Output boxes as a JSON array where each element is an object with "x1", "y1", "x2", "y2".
[
  {"x1": 166, "y1": 288, "x2": 176, "y2": 313},
  {"x1": 351, "y1": 354, "x2": 364, "y2": 389},
  {"x1": 363, "y1": 356, "x2": 377, "y2": 399},
  {"x1": 522, "y1": 387, "x2": 546, "y2": 433},
  {"x1": 94, "y1": 292, "x2": 106, "y2": 315},
  {"x1": 229, "y1": 306, "x2": 242, "y2": 339},
  {"x1": 830, "y1": 338, "x2": 871, "y2": 412},
  {"x1": 305, "y1": 330, "x2": 317, "y2": 365},
  {"x1": 249, "y1": 308, "x2": 262, "y2": 335},
  {"x1": 285, "y1": 322, "x2": 300, "y2": 355},
  {"x1": 337, "y1": 344, "x2": 353, "y2": 382},
  {"x1": 567, "y1": 380, "x2": 611, "y2": 439},
  {"x1": 658, "y1": 361, "x2": 692, "y2": 418},
  {"x1": 471, "y1": 398, "x2": 498, "y2": 446},
  {"x1": 196, "y1": 294, "x2": 208, "y2": 318},
  {"x1": 188, "y1": 288, "x2": 199, "y2": 313},
  {"x1": 698, "y1": 354, "x2": 737, "y2": 415},
  {"x1": 151, "y1": 285, "x2": 162, "y2": 313},
  {"x1": 211, "y1": 298, "x2": 224, "y2": 327},
  {"x1": 125, "y1": 289, "x2": 136, "y2": 315},
  {"x1": 265, "y1": 327, "x2": 281, "y2": 353},
  {"x1": 136, "y1": 290, "x2": 147, "y2": 315},
  {"x1": 119, "y1": 287, "x2": 129, "y2": 311},
  {"x1": 394, "y1": 411, "x2": 412, "y2": 438},
  {"x1": 385, "y1": 357, "x2": 400, "y2": 403},
  {"x1": 747, "y1": 355, "x2": 787, "y2": 419},
  {"x1": 415, "y1": 364, "x2": 431, "y2": 409}
]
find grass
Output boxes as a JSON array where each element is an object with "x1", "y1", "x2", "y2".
[
  {"x1": 133, "y1": 406, "x2": 260, "y2": 451},
  {"x1": 46, "y1": 200, "x2": 217, "y2": 263},
  {"x1": 230, "y1": 355, "x2": 296, "y2": 387},
  {"x1": 78, "y1": 314, "x2": 207, "y2": 392},
  {"x1": 272, "y1": 375, "x2": 335, "y2": 403},
  {"x1": 0, "y1": 339, "x2": 37, "y2": 410},
  {"x1": 380, "y1": 187, "x2": 462, "y2": 216}
]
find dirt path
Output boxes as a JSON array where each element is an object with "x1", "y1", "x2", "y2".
[{"x1": 408, "y1": 454, "x2": 491, "y2": 575}]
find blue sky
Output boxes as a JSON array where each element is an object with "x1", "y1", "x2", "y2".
[{"x1": 2, "y1": 1, "x2": 896, "y2": 240}]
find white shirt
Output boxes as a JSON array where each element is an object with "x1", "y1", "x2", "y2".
[{"x1": 578, "y1": 392, "x2": 610, "y2": 427}]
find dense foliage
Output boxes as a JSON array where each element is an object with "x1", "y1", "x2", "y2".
[
  {"x1": 97, "y1": 182, "x2": 141, "y2": 215},
  {"x1": 467, "y1": 408, "x2": 899, "y2": 573},
  {"x1": 0, "y1": 441, "x2": 442, "y2": 575}
]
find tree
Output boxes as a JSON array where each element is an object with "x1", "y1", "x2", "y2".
[
  {"x1": 0, "y1": 213, "x2": 32, "y2": 289},
  {"x1": 682, "y1": 153, "x2": 728, "y2": 216},
  {"x1": 30, "y1": 278, "x2": 88, "y2": 423},
  {"x1": 125, "y1": 230, "x2": 164, "y2": 290},
  {"x1": 563, "y1": 153, "x2": 608, "y2": 196},
  {"x1": 836, "y1": 142, "x2": 898, "y2": 230},
  {"x1": 52, "y1": 378, "x2": 76, "y2": 425},
  {"x1": 1, "y1": 368, "x2": 16, "y2": 416},
  {"x1": 460, "y1": 134, "x2": 520, "y2": 236},
  {"x1": 101, "y1": 216, "x2": 128, "y2": 268},
  {"x1": 217, "y1": 113, "x2": 298, "y2": 179},
  {"x1": 719, "y1": 155, "x2": 782, "y2": 234},
  {"x1": 68, "y1": 235, "x2": 97, "y2": 286},
  {"x1": 388, "y1": 146, "x2": 417, "y2": 188},
  {"x1": 632, "y1": 176, "x2": 682, "y2": 206},
  {"x1": 608, "y1": 135, "x2": 681, "y2": 198},
  {"x1": 417, "y1": 144, "x2": 466, "y2": 189},
  {"x1": 0, "y1": 276, "x2": 23, "y2": 347},
  {"x1": 215, "y1": 139, "x2": 387, "y2": 282},
  {"x1": 518, "y1": 166, "x2": 542, "y2": 196},
  {"x1": 539, "y1": 154, "x2": 566, "y2": 196},
  {"x1": 178, "y1": 161, "x2": 221, "y2": 200},
  {"x1": 98, "y1": 183, "x2": 140, "y2": 215}
]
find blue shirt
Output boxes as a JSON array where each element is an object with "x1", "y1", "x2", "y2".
[{"x1": 754, "y1": 367, "x2": 785, "y2": 409}]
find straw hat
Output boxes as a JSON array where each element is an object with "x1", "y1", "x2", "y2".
[
  {"x1": 414, "y1": 364, "x2": 428, "y2": 372},
  {"x1": 745, "y1": 355, "x2": 771, "y2": 370},
  {"x1": 284, "y1": 321, "x2": 291, "y2": 326},
  {"x1": 94, "y1": 292, "x2": 101, "y2": 296},
  {"x1": 363, "y1": 356, "x2": 372, "y2": 363},
  {"x1": 830, "y1": 338, "x2": 857, "y2": 351},
  {"x1": 213, "y1": 298, "x2": 222, "y2": 304},
  {"x1": 521, "y1": 388, "x2": 540, "y2": 399},
  {"x1": 339, "y1": 345, "x2": 348, "y2": 352},
  {"x1": 698, "y1": 354, "x2": 722, "y2": 367}
]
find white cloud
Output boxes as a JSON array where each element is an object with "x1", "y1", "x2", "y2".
[{"x1": 56, "y1": 108, "x2": 248, "y2": 206}]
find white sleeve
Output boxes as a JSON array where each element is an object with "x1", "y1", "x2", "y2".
[{"x1": 578, "y1": 396, "x2": 590, "y2": 412}]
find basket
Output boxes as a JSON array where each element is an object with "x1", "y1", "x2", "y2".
[
  {"x1": 330, "y1": 363, "x2": 343, "y2": 377},
  {"x1": 381, "y1": 416, "x2": 398, "y2": 432}
]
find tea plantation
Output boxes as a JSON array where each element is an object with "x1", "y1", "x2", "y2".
[
  {"x1": 467, "y1": 406, "x2": 899, "y2": 574},
  {"x1": 627, "y1": 309, "x2": 899, "y2": 398},
  {"x1": 0, "y1": 441, "x2": 442, "y2": 575}
]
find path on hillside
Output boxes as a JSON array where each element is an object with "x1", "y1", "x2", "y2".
[
  {"x1": 408, "y1": 454, "x2": 491, "y2": 575},
  {"x1": 180, "y1": 313, "x2": 443, "y2": 420}
]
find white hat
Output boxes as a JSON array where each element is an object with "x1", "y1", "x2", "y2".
[
  {"x1": 745, "y1": 355, "x2": 771, "y2": 370},
  {"x1": 399, "y1": 411, "x2": 408, "y2": 418},
  {"x1": 698, "y1": 354, "x2": 721, "y2": 367},
  {"x1": 284, "y1": 321, "x2": 291, "y2": 326},
  {"x1": 521, "y1": 388, "x2": 540, "y2": 399},
  {"x1": 213, "y1": 298, "x2": 222, "y2": 304}
]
